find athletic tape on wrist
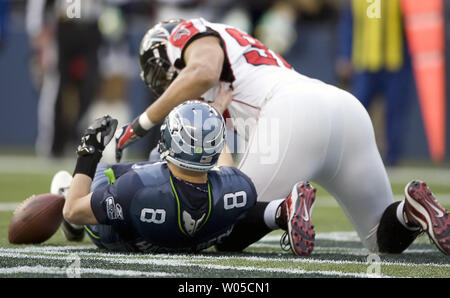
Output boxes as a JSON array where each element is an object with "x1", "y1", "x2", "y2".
[
  {"x1": 138, "y1": 113, "x2": 155, "y2": 131},
  {"x1": 131, "y1": 113, "x2": 155, "y2": 137}
]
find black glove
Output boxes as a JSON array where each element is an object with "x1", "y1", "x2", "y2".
[
  {"x1": 77, "y1": 115, "x2": 118, "y2": 156},
  {"x1": 74, "y1": 115, "x2": 118, "y2": 178}
]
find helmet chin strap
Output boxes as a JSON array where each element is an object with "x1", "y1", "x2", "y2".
[
  {"x1": 165, "y1": 158, "x2": 210, "y2": 185},
  {"x1": 164, "y1": 155, "x2": 215, "y2": 172}
]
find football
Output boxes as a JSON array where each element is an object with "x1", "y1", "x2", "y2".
[{"x1": 8, "y1": 193, "x2": 65, "y2": 244}]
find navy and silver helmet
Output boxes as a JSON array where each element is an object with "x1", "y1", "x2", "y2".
[
  {"x1": 159, "y1": 100, "x2": 226, "y2": 172},
  {"x1": 139, "y1": 19, "x2": 181, "y2": 97}
]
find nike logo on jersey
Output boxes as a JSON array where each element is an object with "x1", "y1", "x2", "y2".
[{"x1": 426, "y1": 200, "x2": 444, "y2": 218}]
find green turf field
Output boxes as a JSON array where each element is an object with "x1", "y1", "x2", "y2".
[{"x1": 0, "y1": 155, "x2": 449, "y2": 278}]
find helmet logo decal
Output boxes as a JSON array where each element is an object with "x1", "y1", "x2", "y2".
[{"x1": 172, "y1": 25, "x2": 191, "y2": 42}]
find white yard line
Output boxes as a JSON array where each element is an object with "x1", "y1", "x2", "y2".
[
  {"x1": 0, "y1": 231, "x2": 447, "y2": 278},
  {"x1": 387, "y1": 167, "x2": 450, "y2": 186},
  {"x1": 0, "y1": 155, "x2": 76, "y2": 174},
  {"x1": 260, "y1": 231, "x2": 360, "y2": 242},
  {"x1": 2, "y1": 248, "x2": 447, "y2": 278},
  {"x1": 0, "y1": 202, "x2": 19, "y2": 212},
  {"x1": 0, "y1": 245, "x2": 97, "y2": 252},
  {"x1": 0, "y1": 244, "x2": 447, "y2": 269},
  {"x1": 0, "y1": 251, "x2": 389, "y2": 278},
  {"x1": 250, "y1": 242, "x2": 439, "y2": 255},
  {"x1": 256, "y1": 232, "x2": 442, "y2": 254},
  {"x1": 0, "y1": 265, "x2": 177, "y2": 277},
  {"x1": 314, "y1": 194, "x2": 450, "y2": 207}
]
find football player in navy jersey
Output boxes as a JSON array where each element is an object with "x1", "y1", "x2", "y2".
[{"x1": 59, "y1": 100, "x2": 260, "y2": 253}]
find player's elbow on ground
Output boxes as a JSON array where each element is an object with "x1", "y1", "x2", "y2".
[
  {"x1": 62, "y1": 203, "x2": 80, "y2": 225},
  {"x1": 62, "y1": 204, "x2": 74, "y2": 223}
]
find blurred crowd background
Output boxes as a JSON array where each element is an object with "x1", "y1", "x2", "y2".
[{"x1": 0, "y1": 0, "x2": 449, "y2": 166}]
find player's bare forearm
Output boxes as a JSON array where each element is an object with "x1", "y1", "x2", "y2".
[
  {"x1": 211, "y1": 85, "x2": 233, "y2": 167},
  {"x1": 145, "y1": 36, "x2": 224, "y2": 123},
  {"x1": 66, "y1": 174, "x2": 91, "y2": 202},
  {"x1": 217, "y1": 145, "x2": 233, "y2": 167},
  {"x1": 64, "y1": 174, "x2": 98, "y2": 225},
  {"x1": 144, "y1": 65, "x2": 217, "y2": 123}
]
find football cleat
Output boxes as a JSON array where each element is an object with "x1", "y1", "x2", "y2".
[
  {"x1": 50, "y1": 171, "x2": 85, "y2": 242},
  {"x1": 61, "y1": 220, "x2": 85, "y2": 242},
  {"x1": 278, "y1": 182, "x2": 316, "y2": 256},
  {"x1": 403, "y1": 180, "x2": 450, "y2": 255},
  {"x1": 50, "y1": 170, "x2": 73, "y2": 197}
]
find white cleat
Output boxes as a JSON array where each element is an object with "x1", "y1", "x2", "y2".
[{"x1": 50, "y1": 170, "x2": 73, "y2": 197}]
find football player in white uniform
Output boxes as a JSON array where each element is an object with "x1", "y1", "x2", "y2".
[{"x1": 116, "y1": 19, "x2": 449, "y2": 256}]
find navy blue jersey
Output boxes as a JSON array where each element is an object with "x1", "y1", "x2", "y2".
[{"x1": 89, "y1": 161, "x2": 256, "y2": 253}]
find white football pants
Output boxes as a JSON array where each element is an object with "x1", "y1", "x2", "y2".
[{"x1": 237, "y1": 75, "x2": 394, "y2": 252}]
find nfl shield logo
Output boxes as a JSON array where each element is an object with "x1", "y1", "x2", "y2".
[{"x1": 200, "y1": 156, "x2": 213, "y2": 163}]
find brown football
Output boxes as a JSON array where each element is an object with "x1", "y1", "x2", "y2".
[{"x1": 8, "y1": 193, "x2": 65, "y2": 244}]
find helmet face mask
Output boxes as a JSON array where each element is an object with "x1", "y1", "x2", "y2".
[
  {"x1": 139, "y1": 20, "x2": 182, "y2": 98},
  {"x1": 141, "y1": 55, "x2": 177, "y2": 97},
  {"x1": 159, "y1": 101, "x2": 226, "y2": 172}
]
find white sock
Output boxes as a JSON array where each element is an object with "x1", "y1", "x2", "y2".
[
  {"x1": 70, "y1": 223, "x2": 83, "y2": 230},
  {"x1": 263, "y1": 199, "x2": 285, "y2": 230},
  {"x1": 396, "y1": 200, "x2": 420, "y2": 231}
]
